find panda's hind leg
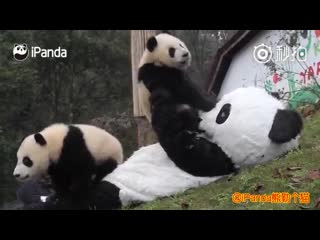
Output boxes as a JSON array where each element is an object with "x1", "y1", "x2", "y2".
[{"x1": 92, "y1": 159, "x2": 118, "y2": 184}]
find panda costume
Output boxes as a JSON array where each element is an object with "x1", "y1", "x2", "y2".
[
  {"x1": 24, "y1": 87, "x2": 302, "y2": 210},
  {"x1": 138, "y1": 33, "x2": 216, "y2": 122}
]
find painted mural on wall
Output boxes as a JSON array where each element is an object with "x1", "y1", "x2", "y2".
[
  {"x1": 217, "y1": 30, "x2": 320, "y2": 110},
  {"x1": 262, "y1": 30, "x2": 320, "y2": 109}
]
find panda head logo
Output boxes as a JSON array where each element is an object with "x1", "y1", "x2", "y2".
[{"x1": 13, "y1": 43, "x2": 29, "y2": 61}]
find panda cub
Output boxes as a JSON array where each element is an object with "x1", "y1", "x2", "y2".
[
  {"x1": 138, "y1": 33, "x2": 216, "y2": 122},
  {"x1": 150, "y1": 89, "x2": 236, "y2": 177},
  {"x1": 13, "y1": 123, "x2": 123, "y2": 208}
]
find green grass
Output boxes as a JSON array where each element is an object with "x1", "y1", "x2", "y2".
[{"x1": 129, "y1": 113, "x2": 320, "y2": 210}]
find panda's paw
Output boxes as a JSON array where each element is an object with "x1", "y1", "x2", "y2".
[
  {"x1": 181, "y1": 130, "x2": 196, "y2": 139},
  {"x1": 196, "y1": 129, "x2": 206, "y2": 135},
  {"x1": 179, "y1": 130, "x2": 198, "y2": 149},
  {"x1": 185, "y1": 144, "x2": 195, "y2": 150}
]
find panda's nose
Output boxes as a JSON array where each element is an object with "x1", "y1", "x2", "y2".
[
  {"x1": 14, "y1": 174, "x2": 20, "y2": 178},
  {"x1": 183, "y1": 52, "x2": 189, "y2": 57}
]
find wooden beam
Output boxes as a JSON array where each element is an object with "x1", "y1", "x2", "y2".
[
  {"x1": 131, "y1": 30, "x2": 158, "y2": 146},
  {"x1": 131, "y1": 30, "x2": 156, "y2": 117}
]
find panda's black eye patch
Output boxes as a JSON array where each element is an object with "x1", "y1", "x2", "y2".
[
  {"x1": 179, "y1": 43, "x2": 184, "y2": 48},
  {"x1": 216, "y1": 103, "x2": 231, "y2": 124},
  {"x1": 23, "y1": 157, "x2": 33, "y2": 168},
  {"x1": 169, "y1": 47, "x2": 176, "y2": 58}
]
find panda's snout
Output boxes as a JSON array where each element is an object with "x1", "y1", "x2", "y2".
[
  {"x1": 13, "y1": 169, "x2": 29, "y2": 181},
  {"x1": 14, "y1": 174, "x2": 30, "y2": 181}
]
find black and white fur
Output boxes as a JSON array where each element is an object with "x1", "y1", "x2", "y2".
[
  {"x1": 138, "y1": 33, "x2": 216, "y2": 122},
  {"x1": 13, "y1": 123, "x2": 123, "y2": 208}
]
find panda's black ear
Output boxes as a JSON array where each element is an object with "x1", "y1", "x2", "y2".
[
  {"x1": 147, "y1": 36, "x2": 157, "y2": 52},
  {"x1": 23, "y1": 43, "x2": 27, "y2": 47},
  {"x1": 14, "y1": 43, "x2": 18, "y2": 47},
  {"x1": 34, "y1": 133, "x2": 47, "y2": 146},
  {"x1": 268, "y1": 109, "x2": 303, "y2": 143}
]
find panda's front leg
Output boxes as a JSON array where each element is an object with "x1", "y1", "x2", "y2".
[
  {"x1": 178, "y1": 76, "x2": 217, "y2": 112},
  {"x1": 67, "y1": 174, "x2": 93, "y2": 209},
  {"x1": 48, "y1": 163, "x2": 69, "y2": 199}
]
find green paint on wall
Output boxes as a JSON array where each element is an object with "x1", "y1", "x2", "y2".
[
  {"x1": 264, "y1": 79, "x2": 272, "y2": 93},
  {"x1": 288, "y1": 85, "x2": 320, "y2": 109}
]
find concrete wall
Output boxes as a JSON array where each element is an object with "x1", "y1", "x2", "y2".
[{"x1": 218, "y1": 30, "x2": 320, "y2": 109}]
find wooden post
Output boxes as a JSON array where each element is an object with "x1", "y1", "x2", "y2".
[{"x1": 131, "y1": 30, "x2": 158, "y2": 147}]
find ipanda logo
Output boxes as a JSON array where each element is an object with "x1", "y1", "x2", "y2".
[
  {"x1": 13, "y1": 43, "x2": 29, "y2": 61},
  {"x1": 13, "y1": 43, "x2": 67, "y2": 61}
]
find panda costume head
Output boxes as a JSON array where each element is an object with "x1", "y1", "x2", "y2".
[{"x1": 199, "y1": 87, "x2": 303, "y2": 166}]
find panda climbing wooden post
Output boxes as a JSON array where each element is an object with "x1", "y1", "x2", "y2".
[{"x1": 131, "y1": 30, "x2": 158, "y2": 147}]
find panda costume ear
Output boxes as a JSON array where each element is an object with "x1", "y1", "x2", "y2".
[
  {"x1": 268, "y1": 109, "x2": 303, "y2": 143},
  {"x1": 34, "y1": 133, "x2": 47, "y2": 146},
  {"x1": 14, "y1": 43, "x2": 18, "y2": 47},
  {"x1": 147, "y1": 36, "x2": 157, "y2": 52},
  {"x1": 23, "y1": 43, "x2": 27, "y2": 47}
]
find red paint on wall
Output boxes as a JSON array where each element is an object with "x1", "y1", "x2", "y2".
[
  {"x1": 273, "y1": 73, "x2": 280, "y2": 84},
  {"x1": 300, "y1": 60, "x2": 320, "y2": 83}
]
